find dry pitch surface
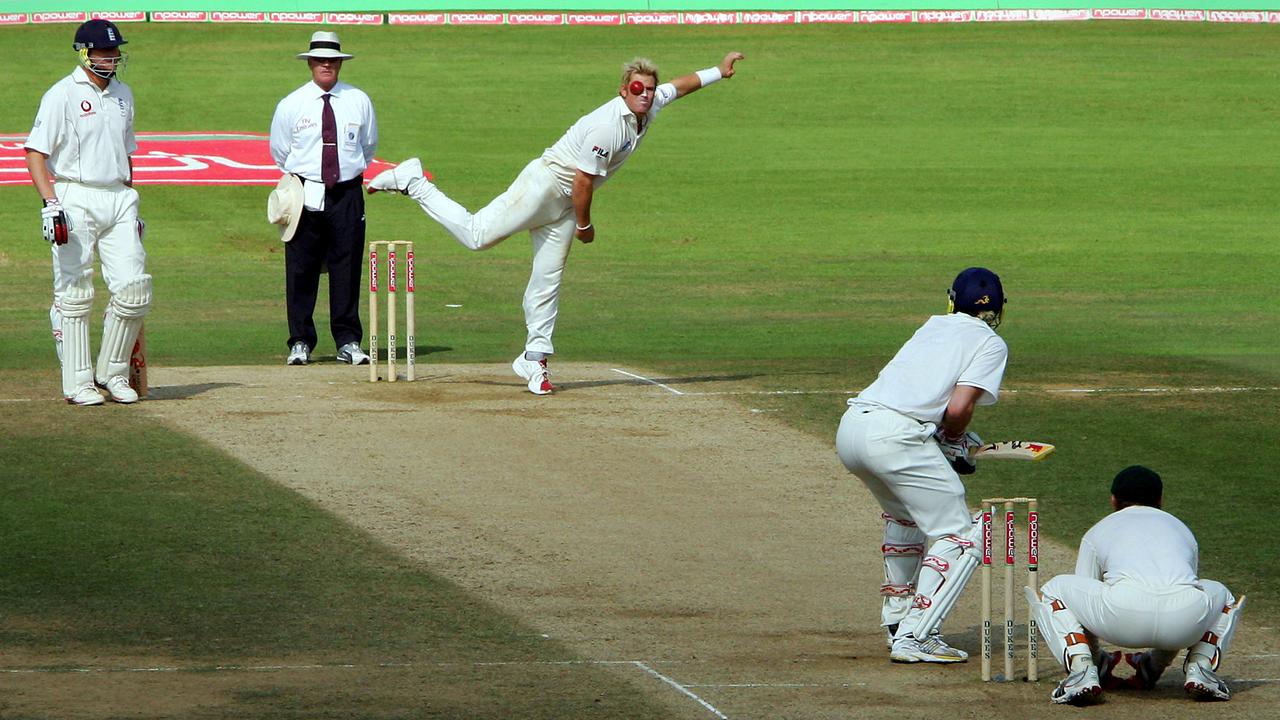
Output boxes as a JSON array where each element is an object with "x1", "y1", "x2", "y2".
[{"x1": 16, "y1": 363, "x2": 1278, "y2": 719}]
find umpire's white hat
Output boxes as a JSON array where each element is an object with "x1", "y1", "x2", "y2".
[
  {"x1": 267, "y1": 173, "x2": 304, "y2": 243},
  {"x1": 296, "y1": 31, "x2": 353, "y2": 60}
]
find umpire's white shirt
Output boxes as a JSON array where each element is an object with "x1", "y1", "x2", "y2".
[
  {"x1": 1076, "y1": 506, "x2": 1201, "y2": 587},
  {"x1": 270, "y1": 80, "x2": 377, "y2": 185},
  {"x1": 540, "y1": 83, "x2": 677, "y2": 195},
  {"x1": 853, "y1": 313, "x2": 1008, "y2": 424},
  {"x1": 25, "y1": 68, "x2": 136, "y2": 187}
]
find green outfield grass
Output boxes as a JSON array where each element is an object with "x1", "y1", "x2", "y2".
[{"x1": 1, "y1": 21, "x2": 1278, "y2": 718}]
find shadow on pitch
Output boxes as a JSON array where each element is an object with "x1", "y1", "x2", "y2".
[{"x1": 146, "y1": 382, "x2": 242, "y2": 401}]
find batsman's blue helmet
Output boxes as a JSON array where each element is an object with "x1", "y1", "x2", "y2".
[
  {"x1": 948, "y1": 267, "x2": 1005, "y2": 328},
  {"x1": 73, "y1": 19, "x2": 127, "y2": 51}
]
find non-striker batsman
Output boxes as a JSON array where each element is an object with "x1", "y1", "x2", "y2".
[{"x1": 25, "y1": 19, "x2": 150, "y2": 405}]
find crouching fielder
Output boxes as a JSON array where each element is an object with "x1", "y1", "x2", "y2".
[
  {"x1": 836, "y1": 268, "x2": 1008, "y2": 664},
  {"x1": 24, "y1": 19, "x2": 150, "y2": 405},
  {"x1": 1027, "y1": 465, "x2": 1244, "y2": 705}
]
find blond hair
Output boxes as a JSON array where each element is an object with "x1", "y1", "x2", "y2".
[{"x1": 620, "y1": 57, "x2": 659, "y2": 86}]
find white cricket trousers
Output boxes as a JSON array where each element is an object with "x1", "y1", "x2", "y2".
[
  {"x1": 837, "y1": 405, "x2": 979, "y2": 631},
  {"x1": 836, "y1": 405, "x2": 972, "y2": 539},
  {"x1": 1041, "y1": 574, "x2": 1233, "y2": 650},
  {"x1": 48, "y1": 182, "x2": 144, "y2": 394},
  {"x1": 411, "y1": 159, "x2": 575, "y2": 356},
  {"x1": 50, "y1": 182, "x2": 144, "y2": 294}
]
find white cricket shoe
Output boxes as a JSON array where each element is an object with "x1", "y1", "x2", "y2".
[
  {"x1": 1184, "y1": 662, "x2": 1231, "y2": 701},
  {"x1": 889, "y1": 634, "x2": 968, "y2": 664},
  {"x1": 1051, "y1": 663, "x2": 1103, "y2": 705},
  {"x1": 99, "y1": 375, "x2": 139, "y2": 404},
  {"x1": 66, "y1": 385, "x2": 105, "y2": 406},
  {"x1": 512, "y1": 353, "x2": 554, "y2": 395},
  {"x1": 337, "y1": 342, "x2": 370, "y2": 365},
  {"x1": 367, "y1": 158, "x2": 425, "y2": 195},
  {"x1": 287, "y1": 341, "x2": 310, "y2": 366}
]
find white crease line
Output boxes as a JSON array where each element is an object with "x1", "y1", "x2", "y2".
[
  {"x1": 634, "y1": 661, "x2": 729, "y2": 719},
  {"x1": 611, "y1": 368, "x2": 685, "y2": 396},
  {"x1": 0, "y1": 399, "x2": 33, "y2": 402},
  {"x1": 684, "y1": 682, "x2": 857, "y2": 688}
]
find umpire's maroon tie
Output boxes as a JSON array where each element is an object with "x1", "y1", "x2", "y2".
[{"x1": 320, "y1": 93, "x2": 339, "y2": 188}]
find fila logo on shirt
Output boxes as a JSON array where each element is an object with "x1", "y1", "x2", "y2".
[{"x1": 591, "y1": 145, "x2": 610, "y2": 159}]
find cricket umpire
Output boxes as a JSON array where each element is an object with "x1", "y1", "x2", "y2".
[
  {"x1": 835, "y1": 267, "x2": 1008, "y2": 664},
  {"x1": 270, "y1": 31, "x2": 377, "y2": 366},
  {"x1": 1027, "y1": 466, "x2": 1244, "y2": 704},
  {"x1": 367, "y1": 52, "x2": 744, "y2": 395},
  {"x1": 25, "y1": 19, "x2": 150, "y2": 405}
]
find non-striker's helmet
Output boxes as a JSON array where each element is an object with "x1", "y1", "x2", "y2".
[{"x1": 73, "y1": 19, "x2": 128, "y2": 78}]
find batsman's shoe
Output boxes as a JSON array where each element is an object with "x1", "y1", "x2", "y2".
[
  {"x1": 1184, "y1": 662, "x2": 1231, "y2": 701},
  {"x1": 66, "y1": 384, "x2": 105, "y2": 406},
  {"x1": 1051, "y1": 664, "x2": 1103, "y2": 705},
  {"x1": 337, "y1": 342, "x2": 371, "y2": 365},
  {"x1": 98, "y1": 375, "x2": 139, "y2": 404},
  {"x1": 287, "y1": 341, "x2": 311, "y2": 366},
  {"x1": 1124, "y1": 651, "x2": 1163, "y2": 690},
  {"x1": 889, "y1": 634, "x2": 968, "y2": 664},
  {"x1": 368, "y1": 158, "x2": 425, "y2": 195},
  {"x1": 512, "y1": 354, "x2": 554, "y2": 395}
]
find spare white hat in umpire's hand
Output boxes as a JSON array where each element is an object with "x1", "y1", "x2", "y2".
[
  {"x1": 267, "y1": 173, "x2": 304, "y2": 243},
  {"x1": 296, "y1": 31, "x2": 353, "y2": 60}
]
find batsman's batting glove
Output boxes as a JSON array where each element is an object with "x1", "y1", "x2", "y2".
[
  {"x1": 41, "y1": 199, "x2": 69, "y2": 246},
  {"x1": 935, "y1": 429, "x2": 982, "y2": 475}
]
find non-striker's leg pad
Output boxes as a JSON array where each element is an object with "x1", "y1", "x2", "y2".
[
  {"x1": 96, "y1": 274, "x2": 152, "y2": 382},
  {"x1": 59, "y1": 276, "x2": 95, "y2": 397}
]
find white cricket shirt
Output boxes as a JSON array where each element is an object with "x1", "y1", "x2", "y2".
[
  {"x1": 270, "y1": 80, "x2": 378, "y2": 184},
  {"x1": 25, "y1": 68, "x2": 136, "y2": 187},
  {"x1": 540, "y1": 83, "x2": 677, "y2": 195},
  {"x1": 1075, "y1": 505, "x2": 1201, "y2": 588},
  {"x1": 852, "y1": 313, "x2": 1008, "y2": 423}
]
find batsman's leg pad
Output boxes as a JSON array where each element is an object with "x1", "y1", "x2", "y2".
[
  {"x1": 1187, "y1": 593, "x2": 1245, "y2": 672},
  {"x1": 97, "y1": 274, "x2": 151, "y2": 382},
  {"x1": 1026, "y1": 586, "x2": 1093, "y2": 672},
  {"x1": 908, "y1": 532, "x2": 980, "y2": 638},
  {"x1": 881, "y1": 513, "x2": 926, "y2": 627},
  {"x1": 59, "y1": 275, "x2": 95, "y2": 397}
]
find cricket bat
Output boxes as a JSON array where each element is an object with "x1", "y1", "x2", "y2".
[
  {"x1": 973, "y1": 441, "x2": 1055, "y2": 462},
  {"x1": 128, "y1": 325, "x2": 148, "y2": 398}
]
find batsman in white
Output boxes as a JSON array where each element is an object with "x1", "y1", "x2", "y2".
[
  {"x1": 367, "y1": 52, "x2": 745, "y2": 395},
  {"x1": 1027, "y1": 465, "x2": 1244, "y2": 705},
  {"x1": 24, "y1": 19, "x2": 150, "y2": 405},
  {"x1": 835, "y1": 268, "x2": 1008, "y2": 663}
]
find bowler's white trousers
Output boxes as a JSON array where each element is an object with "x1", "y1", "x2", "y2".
[
  {"x1": 410, "y1": 159, "x2": 574, "y2": 356},
  {"x1": 1041, "y1": 574, "x2": 1232, "y2": 650}
]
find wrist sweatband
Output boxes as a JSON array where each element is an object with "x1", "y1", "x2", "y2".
[{"x1": 696, "y1": 67, "x2": 723, "y2": 87}]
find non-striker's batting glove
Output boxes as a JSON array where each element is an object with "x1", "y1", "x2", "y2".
[
  {"x1": 935, "y1": 429, "x2": 982, "y2": 475},
  {"x1": 41, "y1": 199, "x2": 69, "y2": 246}
]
